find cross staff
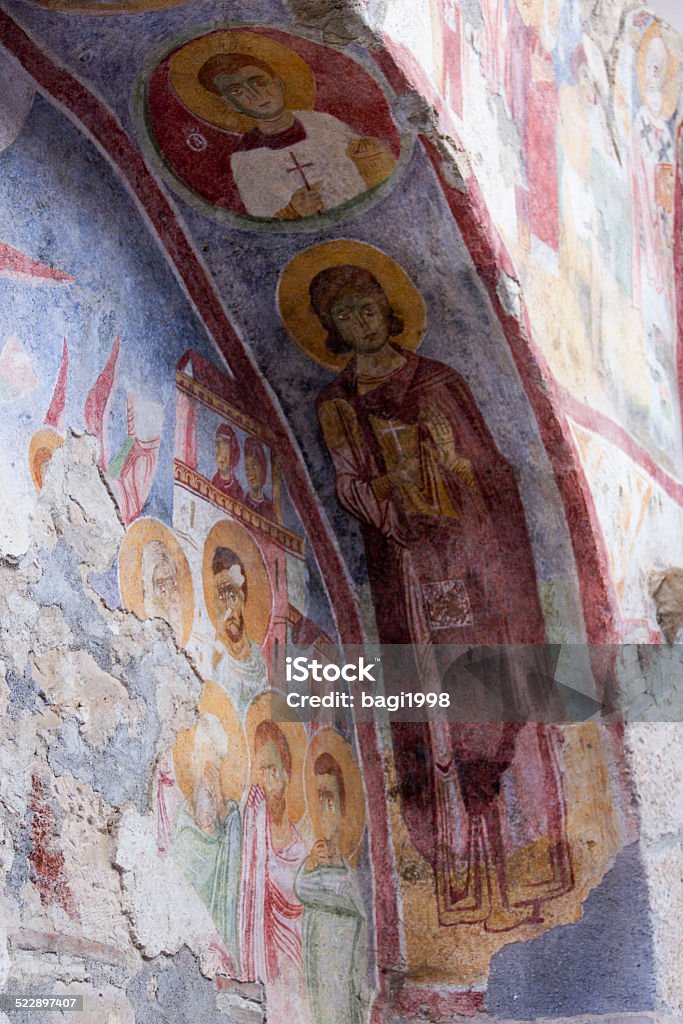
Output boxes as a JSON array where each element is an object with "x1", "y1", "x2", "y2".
[
  {"x1": 375, "y1": 420, "x2": 414, "y2": 454},
  {"x1": 286, "y1": 152, "x2": 316, "y2": 190}
]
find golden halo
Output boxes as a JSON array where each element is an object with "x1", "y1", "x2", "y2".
[
  {"x1": 173, "y1": 681, "x2": 248, "y2": 804},
  {"x1": 202, "y1": 519, "x2": 272, "y2": 646},
  {"x1": 636, "y1": 24, "x2": 680, "y2": 122},
  {"x1": 305, "y1": 727, "x2": 366, "y2": 864},
  {"x1": 168, "y1": 30, "x2": 316, "y2": 134},
  {"x1": 245, "y1": 689, "x2": 307, "y2": 825},
  {"x1": 277, "y1": 240, "x2": 427, "y2": 372},
  {"x1": 29, "y1": 428, "x2": 64, "y2": 491},
  {"x1": 118, "y1": 517, "x2": 194, "y2": 647}
]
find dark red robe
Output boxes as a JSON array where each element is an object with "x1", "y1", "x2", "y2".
[
  {"x1": 317, "y1": 348, "x2": 572, "y2": 931},
  {"x1": 211, "y1": 470, "x2": 245, "y2": 504}
]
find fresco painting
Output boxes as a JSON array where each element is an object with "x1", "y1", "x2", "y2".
[
  {"x1": 278, "y1": 238, "x2": 624, "y2": 984},
  {"x1": 0, "y1": 0, "x2": 663, "y2": 1014},
  {"x1": 106, "y1": 350, "x2": 374, "y2": 1015},
  {"x1": 378, "y1": 0, "x2": 683, "y2": 470},
  {"x1": 165, "y1": 683, "x2": 370, "y2": 1023},
  {"x1": 387, "y1": 720, "x2": 624, "y2": 986},
  {"x1": 140, "y1": 27, "x2": 405, "y2": 226},
  {"x1": 278, "y1": 239, "x2": 545, "y2": 649}
]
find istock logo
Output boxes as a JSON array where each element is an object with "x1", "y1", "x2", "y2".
[{"x1": 285, "y1": 656, "x2": 378, "y2": 683}]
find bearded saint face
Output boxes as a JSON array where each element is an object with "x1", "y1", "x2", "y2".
[
  {"x1": 255, "y1": 738, "x2": 288, "y2": 823},
  {"x1": 142, "y1": 542, "x2": 182, "y2": 640},
  {"x1": 214, "y1": 564, "x2": 247, "y2": 646}
]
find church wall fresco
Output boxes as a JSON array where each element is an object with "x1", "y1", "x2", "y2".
[
  {"x1": 374, "y1": 0, "x2": 683, "y2": 641},
  {"x1": 0, "y1": 0, "x2": 674, "y2": 1017},
  {"x1": 138, "y1": 25, "x2": 408, "y2": 228}
]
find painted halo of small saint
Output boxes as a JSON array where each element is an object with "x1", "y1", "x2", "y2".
[
  {"x1": 28, "y1": 428, "x2": 65, "y2": 491},
  {"x1": 139, "y1": 26, "x2": 408, "y2": 229},
  {"x1": 118, "y1": 517, "x2": 195, "y2": 646}
]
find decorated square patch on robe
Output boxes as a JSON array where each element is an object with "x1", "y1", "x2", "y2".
[{"x1": 422, "y1": 579, "x2": 474, "y2": 629}]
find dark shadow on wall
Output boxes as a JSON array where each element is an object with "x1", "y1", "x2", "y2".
[{"x1": 486, "y1": 842, "x2": 656, "y2": 1018}]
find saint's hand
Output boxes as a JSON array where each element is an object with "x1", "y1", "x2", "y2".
[
  {"x1": 422, "y1": 408, "x2": 458, "y2": 466},
  {"x1": 288, "y1": 181, "x2": 324, "y2": 218},
  {"x1": 422, "y1": 409, "x2": 477, "y2": 487},
  {"x1": 422, "y1": 408, "x2": 454, "y2": 448},
  {"x1": 306, "y1": 838, "x2": 333, "y2": 871}
]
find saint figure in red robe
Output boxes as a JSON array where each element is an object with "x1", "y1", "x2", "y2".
[
  {"x1": 239, "y1": 719, "x2": 310, "y2": 1021},
  {"x1": 311, "y1": 262, "x2": 572, "y2": 932}
]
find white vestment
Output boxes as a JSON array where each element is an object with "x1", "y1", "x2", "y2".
[
  {"x1": 214, "y1": 639, "x2": 268, "y2": 720},
  {"x1": 230, "y1": 111, "x2": 367, "y2": 218}
]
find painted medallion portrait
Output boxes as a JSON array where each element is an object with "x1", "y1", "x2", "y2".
[
  {"x1": 138, "y1": 27, "x2": 408, "y2": 229},
  {"x1": 119, "y1": 517, "x2": 194, "y2": 646}
]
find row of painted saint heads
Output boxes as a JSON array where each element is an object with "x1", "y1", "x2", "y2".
[{"x1": 170, "y1": 688, "x2": 368, "y2": 1024}]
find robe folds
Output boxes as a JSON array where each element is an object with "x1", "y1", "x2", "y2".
[
  {"x1": 213, "y1": 639, "x2": 268, "y2": 721},
  {"x1": 316, "y1": 348, "x2": 572, "y2": 930},
  {"x1": 239, "y1": 785, "x2": 310, "y2": 1023},
  {"x1": 173, "y1": 800, "x2": 242, "y2": 970},
  {"x1": 295, "y1": 860, "x2": 369, "y2": 1024},
  {"x1": 316, "y1": 347, "x2": 545, "y2": 648}
]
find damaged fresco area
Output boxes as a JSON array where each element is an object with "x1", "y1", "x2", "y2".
[
  {"x1": 0, "y1": 0, "x2": 669, "y2": 1016},
  {"x1": 0, "y1": 70, "x2": 373, "y2": 1023}
]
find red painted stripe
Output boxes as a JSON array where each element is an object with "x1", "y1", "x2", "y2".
[
  {"x1": 373, "y1": 42, "x2": 623, "y2": 641},
  {"x1": 558, "y1": 385, "x2": 683, "y2": 504}
]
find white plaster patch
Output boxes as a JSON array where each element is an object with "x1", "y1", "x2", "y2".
[
  {"x1": 31, "y1": 650, "x2": 140, "y2": 749},
  {"x1": 115, "y1": 807, "x2": 226, "y2": 972}
]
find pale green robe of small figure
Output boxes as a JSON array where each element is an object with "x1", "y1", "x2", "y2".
[
  {"x1": 214, "y1": 640, "x2": 268, "y2": 721},
  {"x1": 173, "y1": 800, "x2": 242, "y2": 972},
  {"x1": 295, "y1": 859, "x2": 369, "y2": 1024}
]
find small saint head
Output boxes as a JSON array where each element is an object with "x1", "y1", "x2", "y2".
[
  {"x1": 314, "y1": 751, "x2": 346, "y2": 846},
  {"x1": 244, "y1": 437, "x2": 267, "y2": 500},
  {"x1": 199, "y1": 52, "x2": 286, "y2": 121},
  {"x1": 309, "y1": 265, "x2": 404, "y2": 356},
  {"x1": 191, "y1": 712, "x2": 228, "y2": 833},
  {"x1": 212, "y1": 546, "x2": 248, "y2": 648},
  {"x1": 254, "y1": 719, "x2": 291, "y2": 822},
  {"x1": 141, "y1": 539, "x2": 182, "y2": 639},
  {"x1": 643, "y1": 34, "x2": 669, "y2": 116},
  {"x1": 215, "y1": 423, "x2": 239, "y2": 481}
]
